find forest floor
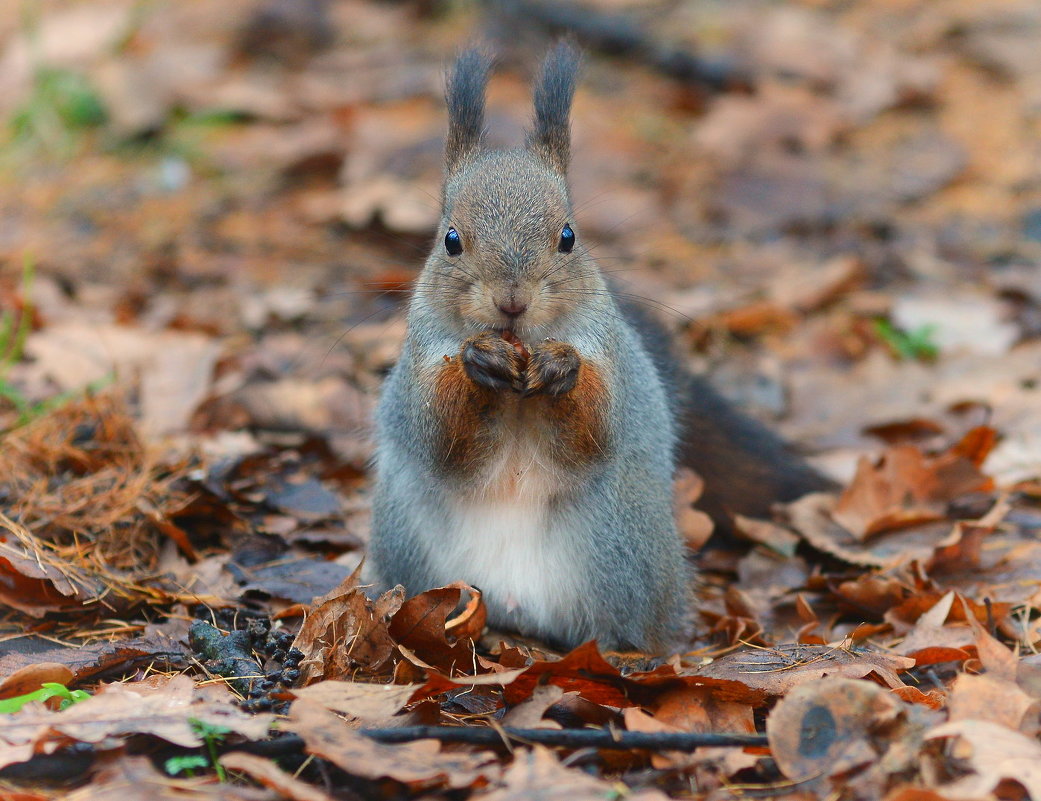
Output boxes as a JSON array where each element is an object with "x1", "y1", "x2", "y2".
[{"x1": 1, "y1": 0, "x2": 1041, "y2": 799}]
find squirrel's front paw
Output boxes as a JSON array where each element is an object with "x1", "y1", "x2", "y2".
[
  {"x1": 524, "y1": 340, "x2": 580, "y2": 397},
  {"x1": 461, "y1": 332, "x2": 525, "y2": 392}
]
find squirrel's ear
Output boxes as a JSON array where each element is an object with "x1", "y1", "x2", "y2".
[
  {"x1": 526, "y1": 40, "x2": 581, "y2": 175},
  {"x1": 445, "y1": 48, "x2": 491, "y2": 174}
]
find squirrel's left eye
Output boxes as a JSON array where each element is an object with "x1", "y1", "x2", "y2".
[
  {"x1": 558, "y1": 223, "x2": 575, "y2": 253},
  {"x1": 444, "y1": 227, "x2": 463, "y2": 256}
]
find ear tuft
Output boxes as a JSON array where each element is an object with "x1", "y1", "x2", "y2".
[
  {"x1": 526, "y1": 40, "x2": 581, "y2": 174},
  {"x1": 445, "y1": 48, "x2": 491, "y2": 173}
]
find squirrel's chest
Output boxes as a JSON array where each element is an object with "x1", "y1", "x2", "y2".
[{"x1": 426, "y1": 433, "x2": 585, "y2": 634}]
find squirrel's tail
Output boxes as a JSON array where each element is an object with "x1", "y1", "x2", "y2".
[
  {"x1": 619, "y1": 295, "x2": 833, "y2": 528},
  {"x1": 673, "y1": 372, "x2": 833, "y2": 523}
]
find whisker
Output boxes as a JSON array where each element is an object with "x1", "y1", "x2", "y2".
[{"x1": 548, "y1": 288, "x2": 694, "y2": 324}]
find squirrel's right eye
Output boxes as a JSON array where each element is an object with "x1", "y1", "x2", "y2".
[
  {"x1": 558, "y1": 223, "x2": 575, "y2": 253},
  {"x1": 445, "y1": 228, "x2": 463, "y2": 256}
]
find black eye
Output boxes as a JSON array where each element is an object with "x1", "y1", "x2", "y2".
[
  {"x1": 558, "y1": 223, "x2": 575, "y2": 253},
  {"x1": 444, "y1": 227, "x2": 462, "y2": 256}
]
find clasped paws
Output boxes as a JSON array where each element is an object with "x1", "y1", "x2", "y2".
[
  {"x1": 461, "y1": 332, "x2": 526, "y2": 392},
  {"x1": 460, "y1": 333, "x2": 580, "y2": 397}
]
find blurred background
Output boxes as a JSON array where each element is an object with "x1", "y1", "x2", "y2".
[{"x1": 1, "y1": 0, "x2": 1040, "y2": 488}]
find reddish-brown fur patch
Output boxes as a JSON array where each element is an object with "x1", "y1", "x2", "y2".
[
  {"x1": 429, "y1": 338, "x2": 610, "y2": 475},
  {"x1": 429, "y1": 355, "x2": 497, "y2": 474},
  {"x1": 537, "y1": 359, "x2": 611, "y2": 468}
]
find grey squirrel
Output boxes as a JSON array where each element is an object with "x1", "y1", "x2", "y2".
[{"x1": 369, "y1": 43, "x2": 829, "y2": 653}]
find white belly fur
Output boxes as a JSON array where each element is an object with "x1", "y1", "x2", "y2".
[{"x1": 423, "y1": 432, "x2": 585, "y2": 638}]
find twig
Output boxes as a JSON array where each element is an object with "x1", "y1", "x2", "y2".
[
  {"x1": 0, "y1": 726, "x2": 767, "y2": 783},
  {"x1": 230, "y1": 726, "x2": 768, "y2": 757}
]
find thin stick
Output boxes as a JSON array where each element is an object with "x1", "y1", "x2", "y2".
[{"x1": 231, "y1": 726, "x2": 767, "y2": 756}]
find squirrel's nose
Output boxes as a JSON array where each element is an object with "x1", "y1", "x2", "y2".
[{"x1": 496, "y1": 298, "x2": 528, "y2": 318}]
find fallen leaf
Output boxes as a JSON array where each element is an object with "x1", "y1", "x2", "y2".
[
  {"x1": 0, "y1": 663, "x2": 74, "y2": 701},
  {"x1": 500, "y1": 641, "x2": 633, "y2": 707},
  {"x1": 890, "y1": 591, "x2": 1002, "y2": 666},
  {"x1": 767, "y1": 677, "x2": 902, "y2": 781},
  {"x1": 238, "y1": 557, "x2": 352, "y2": 604},
  {"x1": 733, "y1": 515, "x2": 800, "y2": 557},
  {"x1": 0, "y1": 675, "x2": 272, "y2": 771},
  {"x1": 475, "y1": 745, "x2": 669, "y2": 801},
  {"x1": 63, "y1": 754, "x2": 265, "y2": 801},
  {"x1": 833, "y1": 430, "x2": 995, "y2": 539},
  {"x1": 698, "y1": 643, "x2": 913, "y2": 694},
  {"x1": 221, "y1": 752, "x2": 335, "y2": 801},
  {"x1": 285, "y1": 698, "x2": 499, "y2": 789},
  {"x1": 500, "y1": 685, "x2": 565, "y2": 729},
  {"x1": 24, "y1": 324, "x2": 220, "y2": 438},
  {"x1": 388, "y1": 583, "x2": 486, "y2": 675},
  {"x1": 947, "y1": 673, "x2": 1038, "y2": 734},
  {"x1": 293, "y1": 571, "x2": 402, "y2": 681},
  {"x1": 926, "y1": 719, "x2": 1041, "y2": 799},
  {"x1": 0, "y1": 628, "x2": 188, "y2": 685},
  {"x1": 673, "y1": 467, "x2": 714, "y2": 549},
  {"x1": 286, "y1": 680, "x2": 415, "y2": 725}
]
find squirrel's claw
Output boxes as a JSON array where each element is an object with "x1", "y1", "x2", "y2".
[
  {"x1": 461, "y1": 332, "x2": 525, "y2": 393},
  {"x1": 524, "y1": 341, "x2": 581, "y2": 397}
]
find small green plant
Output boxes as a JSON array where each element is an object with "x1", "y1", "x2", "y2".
[
  {"x1": 164, "y1": 754, "x2": 210, "y2": 778},
  {"x1": 874, "y1": 318, "x2": 940, "y2": 362},
  {"x1": 0, "y1": 682, "x2": 91, "y2": 714},
  {"x1": 10, "y1": 67, "x2": 107, "y2": 153},
  {"x1": 189, "y1": 718, "x2": 232, "y2": 782},
  {"x1": 0, "y1": 254, "x2": 43, "y2": 427},
  {"x1": 0, "y1": 253, "x2": 34, "y2": 376},
  {"x1": 0, "y1": 255, "x2": 115, "y2": 430}
]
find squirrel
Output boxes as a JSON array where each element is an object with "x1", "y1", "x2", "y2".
[{"x1": 368, "y1": 43, "x2": 830, "y2": 653}]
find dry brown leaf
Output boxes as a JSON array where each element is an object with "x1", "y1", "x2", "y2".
[
  {"x1": 0, "y1": 663, "x2": 74, "y2": 702},
  {"x1": 650, "y1": 685, "x2": 756, "y2": 735},
  {"x1": 499, "y1": 641, "x2": 634, "y2": 707},
  {"x1": 293, "y1": 571, "x2": 402, "y2": 681},
  {"x1": 63, "y1": 754, "x2": 266, "y2": 801},
  {"x1": 882, "y1": 788, "x2": 956, "y2": 801},
  {"x1": 787, "y1": 493, "x2": 982, "y2": 571},
  {"x1": 733, "y1": 515, "x2": 800, "y2": 557},
  {"x1": 622, "y1": 705, "x2": 760, "y2": 782},
  {"x1": 891, "y1": 686, "x2": 945, "y2": 710},
  {"x1": 23, "y1": 323, "x2": 220, "y2": 438},
  {"x1": 0, "y1": 628, "x2": 187, "y2": 686},
  {"x1": 221, "y1": 752, "x2": 335, "y2": 801},
  {"x1": 833, "y1": 431, "x2": 995, "y2": 540},
  {"x1": 475, "y1": 745, "x2": 669, "y2": 801},
  {"x1": 0, "y1": 675, "x2": 272, "y2": 772},
  {"x1": 285, "y1": 698, "x2": 499, "y2": 789},
  {"x1": 500, "y1": 685, "x2": 565, "y2": 729},
  {"x1": 947, "y1": 673, "x2": 1038, "y2": 734},
  {"x1": 891, "y1": 591, "x2": 984, "y2": 665},
  {"x1": 388, "y1": 582, "x2": 487, "y2": 675},
  {"x1": 673, "y1": 467, "x2": 714, "y2": 549},
  {"x1": 698, "y1": 643, "x2": 913, "y2": 694},
  {"x1": 962, "y1": 597, "x2": 1019, "y2": 681},
  {"x1": 767, "y1": 677, "x2": 902, "y2": 782},
  {"x1": 832, "y1": 575, "x2": 907, "y2": 618},
  {"x1": 0, "y1": 533, "x2": 101, "y2": 617},
  {"x1": 286, "y1": 680, "x2": 416, "y2": 725},
  {"x1": 926, "y1": 720, "x2": 1041, "y2": 799},
  {"x1": 627, "y1": 684, "x2": 761, "y2": 776}
]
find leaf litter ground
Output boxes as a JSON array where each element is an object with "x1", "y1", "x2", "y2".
[{"x1": 2, "y1": 0, "x2": 1041, "y2": 799}]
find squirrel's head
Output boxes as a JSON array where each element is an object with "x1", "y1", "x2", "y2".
[{"x1": 421, "y1": 42, "x2": 603, "y2": 337}]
